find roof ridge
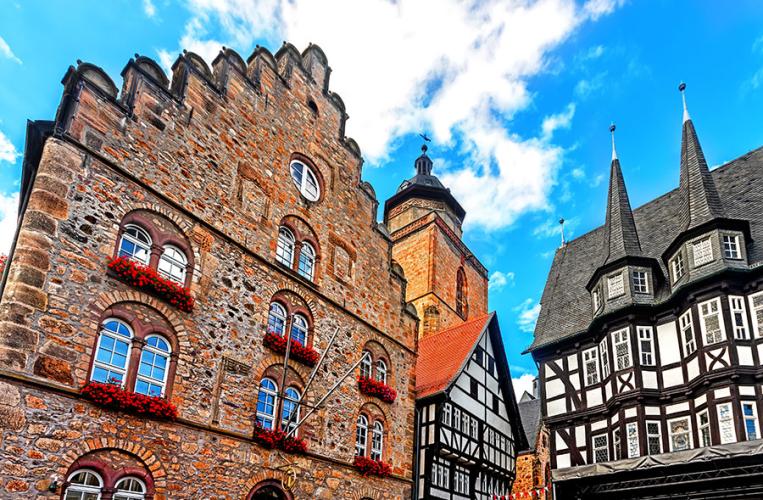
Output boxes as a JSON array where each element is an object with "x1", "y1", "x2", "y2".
[{"x1": 420, "y1": 311, "x2": 492, "y2": 342}]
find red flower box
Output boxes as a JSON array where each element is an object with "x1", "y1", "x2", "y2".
[
  {"x1": 108, "y1": 256, "x2": 194, "y2": 312},
  {"x1": 263, "y1": 331, "x2": 320, "y2": 367},
  {"x1": 358, "y1": 376, "x2": 397, "y2": 404},
  {"x1": 252, "y1": 423, "x2": 308, "y2": 454},
  {"x1": 353, "y1": 456, "x2": 392, "y2": 478},
  {"x1": 81, "y1": 381, "x2": 178, "y2": 420}
]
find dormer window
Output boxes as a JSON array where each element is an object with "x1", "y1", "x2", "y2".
[
  {"x1": 592, "y1": 289, "x2": 601, "y2": 312},
  {"x1": 607, "y1": 273, "x2": 624, "y2": 299},
  {"x1": 632, "y1": 271, "x2": 648, "y2": 294},
  {"x1": 692, "y1": 238, "x2": 713, "y2": 267},
  {"x1": 671, "y1": 253, "x2": 685, "y2": 283},
  {"x1": 722, "y1": 235, "x2": 741, "y2": 259}
]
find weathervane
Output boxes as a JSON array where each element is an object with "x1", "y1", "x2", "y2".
[{"x1": 419, "y1": 132, "x2": 431, "y2": 153}]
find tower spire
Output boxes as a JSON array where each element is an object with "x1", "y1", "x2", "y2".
[
  {"x1": 679, "y1": 82, "x2": 690, "y2": 123},
  {"x1": 603, "y1": 124, "x2": 641, "y2": 264}
]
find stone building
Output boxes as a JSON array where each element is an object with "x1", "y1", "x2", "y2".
[
  {"x1": 0, "y1": 43, "x2": 420, "y2": 499},
  {"x1": 511, "y1": 391, "x2": 551, "y2": 499},
  {"x1": 530, "y1": 86, "x2": 763, "y2": 498}
]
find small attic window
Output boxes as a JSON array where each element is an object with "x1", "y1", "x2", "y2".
[{"x1": 307, "y1": 99, "x2": 319, "y2": 115}]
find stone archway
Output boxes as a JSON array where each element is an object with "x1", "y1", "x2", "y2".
[{"x1": 246, "y1": 479, "x2": 293, "y2": 500}]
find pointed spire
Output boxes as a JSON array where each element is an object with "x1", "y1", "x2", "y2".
[
  {"x1": 677, "y1": 83, "x2": 725, "y2": 230},
  {"x1": 679, "y1": 82, "x2": 690, "y2": 123},
  {"x1": 603, "y1": 124, "x2": 641, "y2": 264},
  {"x1": 610, "y1": 123, "x2": 618, "y2": 161}
]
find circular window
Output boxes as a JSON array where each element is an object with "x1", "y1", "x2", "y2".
[{"x1": 289, "y1": 160, "x2": 320, "y2": 202}]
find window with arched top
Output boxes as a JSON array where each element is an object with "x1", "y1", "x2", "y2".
[
  {"x1": 64, "y1": 469, "x2": 103, "y2": 500},
  {"x1": 282, "y1": 387, "x2": 301, "y2": 434},
  {"x1": 113, "y1": 477, "x2": 146, "y2": 500},
  {"x1": 266, "y1": 297, "x2": 313, "y2": 349},
  {"x1": 289, "y1": 160, "x2": 321, "y2": 202},
  {"x1": 158, "y1": 245, "x2": 187, "y2": 284},
  {"x1": 290, "y1": 314, "x2": 309, "y2": 346},
  {"x1": 456, "y1": 267, "x2": 468, "y2": 319},
  {"x1": 375, "y1": 359, "x2": 387, "y2": 384},
  {"x1": 92, "y1": 319, "x2": 133, "y2": 387},
  {"x1": 359, "y1": 347, "x2": 391, "y2": 386},
  {"x1": 119, "y1": 224, "x2": 152, "y2": 265},
  {"x1": 276, "y1": 227, "x2": 296, "y2": 268},
  {"x1": 298, "y1": 242, "x2": 316, "y2": 281},
  {"x1": 371, "y1": 421, "x2": 384, "y2": 461},
  {"x1": 355, "y1": 415, "x2": 368, "y2": 457},
  {"x1": 135, "y1": 335, "x2": 171, "y2": 397},
  {"x1": 256, "y1": 378, "x2": 278, "y2": 430},
  {"x1": 267, "y1": 302, "x2": 288, "y2": 336},
  {"x1": 360, "y1": 350, "x2": 373, "y2": 379}
]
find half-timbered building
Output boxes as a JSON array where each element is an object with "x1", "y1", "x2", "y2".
[{"x1": 529, "y1": 85, "x2": 763, "y2": 499}]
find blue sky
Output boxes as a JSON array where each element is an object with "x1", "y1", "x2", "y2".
[{"x1": 1, "y1": 0, "x2": 763, "y2": 395}]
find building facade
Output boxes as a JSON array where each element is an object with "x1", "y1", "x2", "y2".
[
  {"x1": 530, "y1": 88, "x2": 763, "y2": 498},
  {"x1": 0, "y1": 43, "x2": 419, "y2": 499},
  {"x1": 512, "y1": 391, "x2": 551, "y2": 500}
]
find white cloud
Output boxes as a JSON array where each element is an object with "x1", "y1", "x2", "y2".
[
  {"x1": 0, "y1": 36, "x2": 21, "y2": 64},
  {"x1": 143, "y1": 0, "x2": 157, "y2": 17},
  {"x1": 571, "y1": 167, "x2": 585, "y2": 179},
  {"x1": 574, "y1": 71, "x2": 607, "y2": 98},
  {"x1": 0, "y1": 192, "x2": 19, "y2": 255},
  {"x1": 166, "y1": 0, "x2": 622, "y2": 231},
  {"x1": 488, "y1": 270, "x2": 515, "y2": 291},
  {"x1": 514, "y1": 298, "x2": 541, "y2": 333},
  {"x1": 0, "y1": 130, "x2": 20, "y2": 164},
  {"x1": 533, "y1": 216, "x2": 579, "y2": 239},
  {"x1": 583, "y1": 44, "x2": 605, "y2": 60},
  {"x1": 541, "y1": 103, "x2": 576, "y2": 141},
  {"x1": 582, "y1": 0, "x2": 626, "y2": 20},
  {"x1": 512, "y1": 372, "x2": 537, "y2": 398}
]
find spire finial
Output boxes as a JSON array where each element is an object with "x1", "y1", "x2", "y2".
[
  {"x1": 559, "y1": 217, "x2": 566, "y2": 247},
  {"x1": 679, "y1": 82, "x2": 690, "y2": 123},
  {"x1": 609, "y1": 122, "x2": 618, "y2": 161}
]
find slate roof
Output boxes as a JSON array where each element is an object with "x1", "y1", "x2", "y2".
[
  {"x1": 679, "y1": 118, "x2": 726, "y2": 230},
  {"x1": 531, "y1": 144, "x2": 763, "y2": 351},
  {"x1": 518, "y1": 396, "x2": 542, "y2": 450},
  {"x1": 415, "y1": 312, "x2": 493, "y2": 398},
  {"x1": 602, "y1": 158, "x2": 642, "y2": 265}
]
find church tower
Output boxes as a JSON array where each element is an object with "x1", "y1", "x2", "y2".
[{"x1": 384, "y1": 144, "x2": 489, "y2": 337}]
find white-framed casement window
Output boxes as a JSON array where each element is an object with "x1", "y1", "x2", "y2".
[
  {"x1": 599, "y1": 338, "x2": 610, "y2": 379},
  {"x1": 64, "y1": 469, "x2": 104, "y2": 500},
  {"x1": 612, "y1": 328, "x2": 632, "y2": 370},
  {"x1": 454, "y1": 466, "x2": 469, "y2": 494},
  {"x1": 431, "y1": 457, "x2": 450, "y2": 489},
  {"x1": 289, "y1": 160, "x2": 321, "y2": 202},
  {"x1": 718, "y1": 402, "x2": 736, "y2": 444},
  {"x1": 671, "y1": 252, "x2": 685, "y2": 283},
  {"x1": 118, "y1": 224, "x2": 152, "y2": 265},
  {"x1": 281, "y1": 387, "x2": 301, "y2": 435},
  {"x1": 255, "y1": 378, "x2": 278, "y2": 429},
  {"x1": 441, "y1": 402, "x2": 452, "y2": 426},
  {"x1": 632, "y1": 271, "x2": 648, "y2": 294},
  {"x1": 646, "y1": 421, "x2": 662, "y2": 455},
  {"x1": 722, "y1": 234, "x2": 741, "y2": 259},
  {"x1": 157, "y1": 245, "x2": 187, "y2": 284},
  {"x1": 355, "y1": 415, "x2": 368, "y2": 457},
  {"x1": 297, "y1": 242, "x2": 316, "y2": 281},
  {"x1": 371, "y1": 421, "x2": 384, "y2": 460},
  {"x1": 276, "y1": 227, "x2": 296, "y2": 267},
  {"x1": 729, "y1": 296, "x2": 750, "y2": 340},
  {"x1": 91, "y1": 318, "x2": 133, "y2": 387},
  {"x1": 453, "y1": 407, "x2": 461, "y2": 432},
  {"x1": 668, "y1": 416, "x2": 692, "y2": 452},
  {"x1": 626, "y1": 422, "x2": 639, "y2": 458},
  {"x1": 134, "y1": 334, "x2": 171, "y2": 397},
  {"x1": 742, "y1": 402, "x2": 760, "y2": 441},
  {"x1": 375, "y1": 359, "x2": 387, "y2": 384},
  {"x1": 583, "y1": 347, "x2": 600, "y2": 386},
  {"x1": 679, "y1": 310, "x2": 697, "y2": 355},
  {"x1": 637, "y1": 326, "x2": 655, "y2": 366},
  {"x1": 698, "y1": 409, "x2": 711, "y2": 447},
  {"x1": 593, "y1": 434, "x2": 609, "y2": 463},
  {"x1": 360, "y1": 350, "x2": 372, "y2": 379},
  {"x1": 613, "y1": 428, "x2": 622, "y2": 460},
  {"x1": 692, "y1": 238, "x2": 713, "y2": 266},
  {"x1": 113, "y1": 476, "x2": 146, "y2": 500},
  {"x1": 699, "y1": 298, "x2": 725, "y2": 345},
  {"x1": 748, "y1": 292, "x2": 763, "y2": 338},
  {"x1": 608, "y1": 273, "x2": 625, "y2": 299},
  {"x1": 592, "y1": 289, "x2": 601, "y2": 312}
]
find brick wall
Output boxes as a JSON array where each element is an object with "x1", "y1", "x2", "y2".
[{"x1": 511, "y1": 426, "x2": 552, "y2": 499}]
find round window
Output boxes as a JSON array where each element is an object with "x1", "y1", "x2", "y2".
[{"x1": 289, "y1": 160, "x2": 320, "y2": 202}]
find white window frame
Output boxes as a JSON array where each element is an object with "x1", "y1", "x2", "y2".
[
  {"x1": 646, "y1": 420, "x2": 662, "y2": 455},
  {"x1": 729, "y1": 296, "x2": 750, "y2": 340},
  {"x1": 134, "y1": 334, "x2": 171, "y2": 397},
  {"x1": 281, "y1": 387, "x2": 301, "y2": 435},
  {"x1": 255, "y1": 378, "x2": 278, "y2": 430},
  {"x1": 297, "y1": 241, "x2": 316, "y2": 281},
  {"x1": 371, "y1": 421, "x2": 384, "y2": 461},
  {"x1": 698, "y1": 297, "x2": 726, "y2": 346},
  {"x1": 355, "y1": 415, "x2": 368, "y2": 457},
  {"x1": 722, "y1": 234, "x2": 741, "y2": 259},
  {"x1": 289, "y1": 160, "x2": 321, "y2": 201},
  {"x1": 671, "y1": 252, "x2": 685, "y2": 283},
  {"x1": 157, "y1": 245, "x2": 187, "y2": 284},
  {"x1": 441, "y1": 402, "x2": 452, "y2": 426},
  {"x1": 65, "y1": 469, "x2": 104, "y2": 500},
  {"x1": 626, "y1": 421, "x2": 639, "y2": 458},
  {"x1": 91, "y1": 318, "x2": 133, "y2": 388},
  {"x1": 717, "y1": 402, "x2": 737, "y2": 444},
  {"x1": 697, "y1": 409, "x2": 711, "y2": 447},
  {"x1": 267, "y1": 302, "x2": 288, "y2": 337},
  {"x1": 679, "y1": 310, "x2": 696, "y2": 355},
  {"x1": 118, "y1": 224, "x2": 152, "y2": 266},
  {"x1": 592, "y1": 289, "x2": 601, "y2": 312},
  {"x1": 583, "y1": 347, "x2": 600, "y2": 386},
  {"x1": 637, "y1": 326, "x2": 655, "y2": 366},
  {"x1": 612, "y1": 328, "x2": 632, "y2": 371},
  {"x1": 113, "y1": 476, "x2": 146, "y2": 500},
  {"x1": 593, "y1": 434, "x2": 609, "y2": 463},
  {"x1": 375, "y1": 359, "x2": 388, "y2": 384},
  {"x1": 359, "y1": 350, "x2": 372, "y2": 379},
  {"x1": 748, "y1": 291, "x2": 763, "y2": 338},
  {"x1": 742, "y1": 402, "x2": 760, "y2": 441},
  {"x1": 692, "y1": 238, "x2": 713, "y2": 267},
  {"x1": 608, "y1": 273, "x2": 625, "y2": 299},
  {"x1": 276, "y1": 227, "x2": 296, "y2": 268},
  {"x1": 613, "y1": 428, "x2": 622, "y2": 460},
  {"x1": 668, "y1": 416, "x2": 692, "y2": 452},
  {"x1": 290, "y1": 313, "x2": 309, "y2": 346},
  {"x1": 599, "y1": 338, "x2": 610, "y2": 379},
  {"x1": 632, "y1": 270, "x2": 648, "y2": 294}
]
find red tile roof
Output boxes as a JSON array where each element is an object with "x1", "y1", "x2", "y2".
[{"x1": 415, "y1": 312, "x2": 493, "y2": 399}]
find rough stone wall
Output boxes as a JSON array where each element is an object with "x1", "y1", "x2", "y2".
[
  {"x1": 511, "y1": 426, "x2": 552, "y2": 499},
  {"x1": 0, "y1": 45, "x2": 417, "y2": 499}
]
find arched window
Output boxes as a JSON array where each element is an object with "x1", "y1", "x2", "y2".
[
  {"x1": 360, "y1": 350, "x2": 372, "y2": 379},
  {"x1": 119, "y1": 224, "x2": 152, "y2": 265},
  {"x1": 376, "y1": 359, "x2": 387, "y2": 384},
  {"x1": 276, "y1": 227, "x2": 296, "y2": 268},
  {"x1": 64, "y1": 469, "x2": 103, "y2": 500},
  {"x1": 297, "y1": 242, "x2": 316, "y2": 281},
  {"x1": 256, "y1": 378, "x2": 278, "y2": 429},
  {"x1": 355, "y1": 415, "x2": 368, "y2": 457},
  {"x1": 290, "y1": 314, "x2": 308, "y2": 346},
  {"x1": 157, "y1": 245, "x2": 187, "y2": 284},
  {"x1": 267, "y1": 302, "x2": 288, "y2": 336},
  {"x1": 113, "y1": 477, "x2": 146, "y2": 500},
  {"x1": 289, "y1": 160, "x2": 321, "y2": 202},
  {"x1": 135, "y1": 335, "x2": 171, "y2": 397},
  {"x1": 281, "y1": 387, "x2": 301, "y2": 435},
  {"x1": 456, "y1": 267, "x2": 468, "y2": 319},
  {"x1": 371, "y1": 421, "x2": 384, "y2": 461},
  {"x1": 91, "y1": 319, "x2": 133, "y2": 386}
]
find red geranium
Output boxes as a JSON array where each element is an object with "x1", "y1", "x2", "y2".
[
  {"x1": 357, "y1": 376, "x2": 397, "y2": 404},
  {"x1": 81, "y1": 381, "x2": 178, "y2": 420},
  {"x1": 108, "y1": 256, "x2": 194, "y2": 312},
  {"x1": 353, "y1": 456, "x2": 392, "y2": 478},
  {"x1": 263, "y1": 331, "x2": 320, "y2": 367},
  {"x1": 252, "y1": 423, "x2": 308, "y2": 454}
]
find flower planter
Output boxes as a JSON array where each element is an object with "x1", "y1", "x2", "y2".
[
  {"x1": 108, "y1": 256, "x2": 194, "y2": 312},
  {"x1": 263, "y1": 331, "x2": 320, "y2": 367},
  {"x1": 358, "y1": 376, "x2": 397, "y2": 404},
  {"x1": 252, "y1": 424, "x2": 308, "y2": 454},
  {"x1": 353, "y1": 456, "x2": 392, "y2": 478},
  {"x1": 81, "y1": 382, "x2": 178, "y2": 420}
]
